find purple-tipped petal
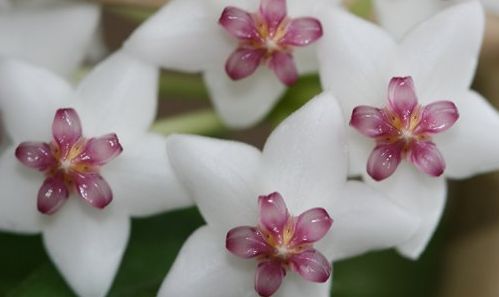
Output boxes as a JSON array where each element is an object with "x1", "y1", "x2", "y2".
[
  {"x1": 219, "y1": 7, "x2": 260, "y2": 41},
  {"x1": 290, "y1": 208, "x2": 333, "y2": 245},
  {"x1": 255, "y1": 261, "x2": 285, "y2": 297},
  {"x1": 15, "y1": 142, "x2": 56, "y2": 171},
  {"x1": 75, "y1": 133, "x2": 123, "y2": 166},
  {"x1": 387, "y1": 77, "x2": 418, "y2": 121},
  {"x1": 281, "y1": 17, "x2": 323, "y2": 46},
  {"x1": 226, "y1": 226, "x2": 273, "y2": 259},
  {"x1": 350, "y1": 106, "x2": 397, "y2": 138},
  {"x1": 258, "y1": 192, "x2": 289, "y2": 238},
  {"x1": 225, "y1": 48, "x2": 266, "y2": 80},
  {"x1": 72, "y1": 172, "x2": 112, "y2": 209},
  {"x1": 260, "y1": 0, "x2": 287, "y2": 33},
  {"x1": 289, "y1": 249, "x2": 331, "y2": 283},
  {"x1": 52, "y1": 108, "x2": 82, "y2": 156},
  {"x1": 37, "y1": 174, "x2": 69, "y2": 214},
  {"x1": 414, "y1": 101, "x2": 459, "y2": 134},
  {"x1": 367, "y1": 142, "x2": 404, "y2": 181},
  {"x1": 269, "y1": 51, "x2": 298, "y2": 86},
  {"x1": 409, "y1": 141, "x2": 445, "y2": 177}
]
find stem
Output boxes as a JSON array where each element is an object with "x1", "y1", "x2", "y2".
[{"x1": 152, "y1": 110, "x2": 225, "y2": 136}]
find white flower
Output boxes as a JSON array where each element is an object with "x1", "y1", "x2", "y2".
[
  {"x1": 318, "y1": 1, "x2": 499, "y2": 258},
  {"x1": 373, "y1": 0, "x2": 498, "y2": 39},
  {"x1": 123, "y1": 0, "x2": 339, "y2": 128},
  {"x1": 0, "y1": 50, "x2": 191, "y2": 297},
  {"x1": 0, "y1": 0, "x2": 102, "y2": 77},
  {"x1": 160, "y1": 92, "x2": 418, "y2": 297}
]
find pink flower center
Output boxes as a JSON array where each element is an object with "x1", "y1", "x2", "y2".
[
  {"x1": 15, "y1": 108, "x2": 123, "y2": 214},
  {"x1": 226, "y1": 192, "x2": 333, "y2": 297},
  {"x1": 218, "y1": 0, "x2": 323, "y2": 86},
  {"x1": 350, "y1": 76, "x2": 459, "y2": 181}
]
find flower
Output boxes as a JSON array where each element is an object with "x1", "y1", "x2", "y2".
[
  {"x1": 160, "y1": 92, "x2": 418, "y2": 297},
  {"x1": 318, "y1": 2, "x2": 499, "y2": 258},
  {"x1": 124, "y1": 0, "x2": 336, "y2": 128},
  {"x1": 0, "y1": 0, "x2": 102, "y2": 77},
  {"x1": 0, "y1": 50, "x2": 191, "y2": 297},
  {"x1": 373, "y1": 0, "x2": 498, "y2": 39}
]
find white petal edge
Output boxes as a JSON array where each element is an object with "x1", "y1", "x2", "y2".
[
  {"x1": 104, "y1": 133, "x2": 192, "y2": 218},
  {"x1": 43, "y1": 199, "x2": 130, "y2": 297},
  {"x1": 167, "y1": 134, "x2": 262, "y2": 233},
  {"x1": 261, "y1": 92, "x2": 348, "y2": 215}
]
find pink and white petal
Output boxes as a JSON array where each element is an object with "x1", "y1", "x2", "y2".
[
  {"x1": 72, "y1": 172, "x2": 113, "y2": 209},
  {"x1": 219, "y1": 7, "x2": 259, "y2": 40},
  {"x1": 350, "y1": 106, "x2": 396, "y2": 138},
  {"x1": 76, "y1": 133, "x2": 123, "y2": 166},
  {"x1": 158, "y1": 226, "x2": 255, "y2": 297},
  {"x1": 167, "y1": 135, "x2": 261, "y2": 233},
  {"x1": 286, "y1": 0, "x2": 336, "y2": 17},
  {"x1": 484, "y1": 0, "x2": 499, "y2": 14},
  {"x1": 409, "y1": 141, "x2": 445, "y2": 177},
  {"x1": 15, "y1": 142, "x2": 56, "y2": 171},
  {"x1": 43, "y1": 199, "x2": 130, "y2": 297},
  {"x1": 255, "y1": 261, "x2": 285, "y2": 297},
  {"x1": 318, "y1": 180, "x2": 419, "y2": 261},
  {"x1": 292, "y1": 45, "x2": 319, "y2": 74},
  {"x1": 52, "y1": 108, "x2": 82, "y2": 155},
  {"x1": 225, "y1": 48, "x2": 266, "y2": 80},
  {"x1": 124, "y1": 0, "x2": 231, "y2": 72},
  {"x1": 289, "y1": 249, "x2": 331, "y2": 283},
  {"x1": 395, "y1": 2, "x2": 484, "y2": 101},
  {"x1": 260, "y1": 0, "x2": 287, "y2": 32},
  {"x1": 367, "y1": 142, "x2": 404, "y2": 181},
  {"x1": 104, "y1": 133, "x2": 191, "y2": 217},
  {"x1": 0, "y1": 146, "x2": 45, "y2": 233},
  {"x1": 365, "y1": 164, "x2": 447, "y2": 259},
  {"x1": 37, "y1": 174, "x2": 69, "y2": 215},
  {"x1": 0, "y1": 2, "x2": 100, "y2": 77},
  {"x1": 261, "y1": 92, "x2": 348, "y2": 214},
  {"x1": 347, "y1": 130, "x2": 375, "y2": 177},
  {"x1": 274, "y1": 275, "x2": 331, "y2": 297},
  {"x1": 387, "y1": 76, "x2": 418, "y2": 119},
  {"x1": 204, "y1": 65, "x2": 285, "y2": 128},
  {"x1": 436, "y1": 91, "x2": 499, "y2": 179},
  {"x1": 0, "y1": 59, "x2": 73, "y2": 142},
  {"x1": 281, "y1": 17, "x2": 323, "y2": 47},
  {"x1": 226, "y1": 226, "x2": 272, "y2": 258},
  {"x1": 290, "y1": 208, "x2": 333, "y2": 245},
  {"x1": 317, "y1": 8, "x2": 396, "y2": 119},
  {"x1": 258, "y1": 192, "x2": 289, "y2": 237},
  {"x1": 268, "y1": 51, "x2": 298, "y2": 86},
  {"x1": 75, "y1": 51, "x2": 159, "y2": 145},
  {"x1": 415, "y1": 101, "x2": 459, "y2": 134}
]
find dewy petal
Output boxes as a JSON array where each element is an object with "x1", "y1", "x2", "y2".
[
  {"x1": 225, "y1": 47, "x2": 266, "y2": 80},
  {"x1": 367, "y1": 142, "x2": 404, "y2": 181},
  {"x1": 258, "y1": 192, "x2": 289, "y2": 237},
  {"x1": 350, "y1": 106, "x2": 396, "y2": 138},
  {"x1": 290, "y1": 208, "x2": 332, "y2": 245},
  {"x1": 259, "y1": 0, "x2": 287, "y2": 33},
  {"x1": 43, "y1": 199, "x2": 130, "y2": 297},
  {"x1": 289, "y1": 249, "x2": 331, "y2": 283},
  {"x1": 104, "y1": 133, "x2": 191, "y2": 217},
  {"x1": 73, "y1": 172, "x2": 113, "y2": 209},
  {"x1": 37, "y1": 174, "x2": 69, "y2": 214},
  {"x1": 261, "y1": 92, "x2": 348, "y2": 214},
  {"x1": 167, "y1": 135, "x2": 262, "y2": 232},
  {"x1": 281, "y1": 17, "x2": 323, "y2": 47},
  {"x1": 158, "y1": 226, "x2": 255, "y2": 297},
  {"x1": 75, "y1": 133, "x2": 123, "y2": 166},
  {"x1": 255, "y1": 261, "x2": 285, "y2": 297},
  {"x1": 52, "y1": 108, "x2": 82, "y2": 156},
  {"x1": 219, "y1": 6, "x2": 260, "y2": 40},
  {"x1": 387, "y1": 76, "x2": 418, "y2": 120},
  {"x1": 414, "y1": 101, "x2": 459, "y2": 134},
  {"x1": 226, "y1": 226, "x2": 272, "y2": 258},
  {"x1": 0, "y1": 59, "x2": 73, "y2": 142},
  {"x1": 75, "y1": 51, "x2": 159, "y2": 145},
  {"x1": 436, "y1": 91, "x2": 499, "y2": 179},
  {"x1": 268, "y1": 51, "x2": 298, "y2": 86},
  {"x1": 0, "y1": 2, "x2": 100, "y2": 77},
  {"x1": 15, "y1": 141, "x2": 56, "y2": 171},
  {"x1": 409, "y1": 141, "x2": 445, "y2": 177}
]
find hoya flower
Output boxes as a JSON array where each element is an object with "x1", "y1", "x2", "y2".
[
  {"x1": 373, "y1": 0, "x2": 498, "y2": 39},
  {"x1": 0, "y1": 51, "x2": 191, "y2": 297},
  {"x1": 0, "y1": 0, "x2": 101, "y2": 77},
  {"x1": 161, "y1": 93, "x2": 418, "y2": 296},
  {"x1": 124, "y1": 0, "x2": 337, "y2": 128},
  {"x1": 318, "y1": 2, "x2": 499, "y2": 258}
]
